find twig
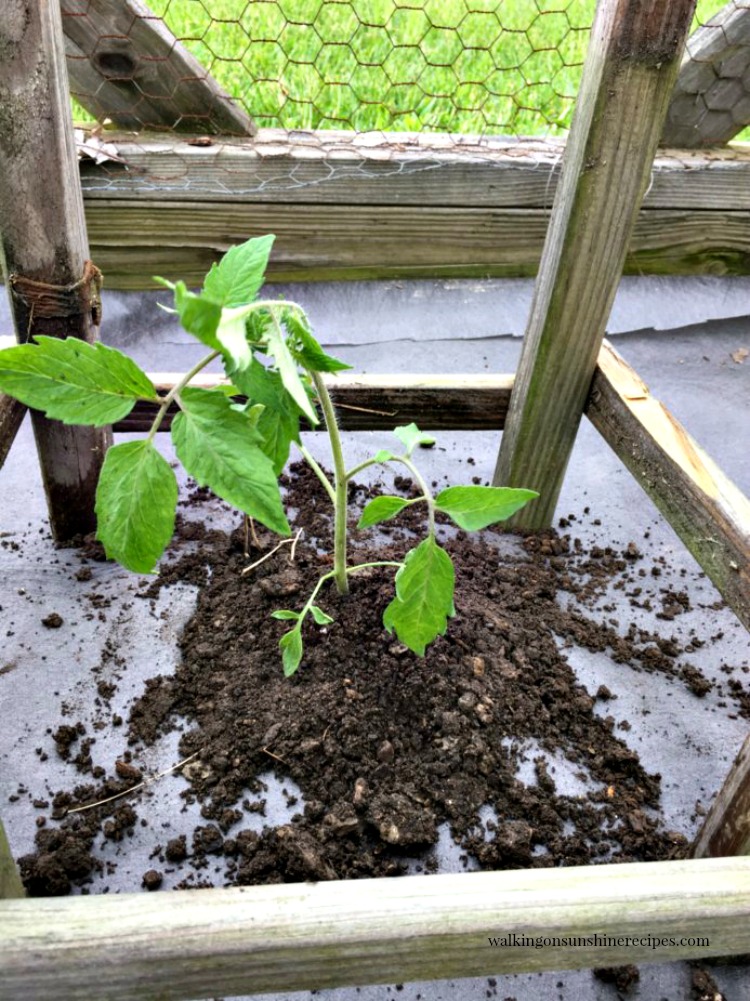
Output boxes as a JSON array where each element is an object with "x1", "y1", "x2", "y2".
[
  {"x1": 262, "y1": 747, "x2": 288, "y2": 765},
  {"x1": 241, "y1": 536, "x2": 296, "y2": 575},
  {"x1": 65, "y1": 751, "x2": 202, "y2": 816}
]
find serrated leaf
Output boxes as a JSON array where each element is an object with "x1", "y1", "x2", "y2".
[
  {"x1": 95, "y1": 440, "x2": 177, "y2": 573},
  {"x1": 279, "y1": 626, "x2": 303, "y2": 677},
  {"x1": 171, "y1": 387, "x2": 289, "y2": 536},
  {"x1": 271, "y1": 609, "x2": 301, "y2": 621},
  {"x1": 264, "y1": 315, "x2": 318, "y2": 425},
  {"x1": 171, "y1": 282, "x2": 222, "y2": 352},
  {"x1": 283, "y1": 310, "x2": 351, "y2": 373},
  {"x1": 229, "y1": 360, "x2": 302, "y2": 474},
  {"x1": 0, "y1": 337, "x2": 157, "y2": 425},
  {"x1": 394, "y1": 423, "x2": 436, "y2": 456},
  {"x1": 435, "y1": 485, "x2": 539, "y2": 531},
  {"x1": 357, "y1": 495, "x2": 411, "y2": 529},
  {"x1": 202, "y1": 234, "x2": 275, "y2": 307},
  {"x1": 382, "y1": 537, "x2": 455, "y2": 656},
  {"x1": 310, "y1": 605, "x2": 334, "y2": 626}
]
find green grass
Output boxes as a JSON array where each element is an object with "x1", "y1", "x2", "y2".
[{"x1": 73, "y1": 0, "x2": 742, "y2": 138}]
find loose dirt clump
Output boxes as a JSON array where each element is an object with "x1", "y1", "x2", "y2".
[{"x1": 17, "y1": 462, "x2": 721, "y2": 901}]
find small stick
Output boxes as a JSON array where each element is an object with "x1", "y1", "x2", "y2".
[
  {"x1": 65, "y1": 751, "x2": 202, "y2": 816},
  {"x1": 262, "y1": 747, "x2": 288, "y2": 765},
  {"x1": 241, "y1": 536, "x2": 296, "y2": 575}
]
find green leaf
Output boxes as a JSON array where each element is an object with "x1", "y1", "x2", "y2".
[
  {"x1": 264, "y1": 314, "x2": 318, "y2": 425},
  {"x1": 283, "y1": 310, "x2": 351, "y2": 373},
  {"x1": 373, "y1": 449, "x2": 394, "y2": 463},
  {"x1": 0, "y1": 337, "x2": 157, "y2": 426},
  {"x1": 202, "y1": 234, "x2": 275, "y2": 307},
  {"x1": 171, "y1": 282, "x2": 222, "y2": 352},
  {"x1": 393, "y1": 423, "x2": 436, "y2": 456},
  {"x1": 435, "y1": 485, "x2": 539, "y2": 531},
  {"x1": 215, "y1": 305, "x2": 255, "y2": 370},
  {"x1": 357, "y1": 495, "x2": 412, "y2": 529},
  {"x1": 271, "y1": 609, "x2": 301, "y2": 621},
  {"x1": 171, "y1": 387, "x2": 289, "y2": 536},
  {"x1": 229, "y1": 360, "x2": 302, "y2": 474},
  {"x1": 382, "y1": 537, "x2": 455, "y2": 656},
  {"x1": 309, "y1": 605, "x2": 334, "y2": 626},
  {"x1": 95, "y1": 440, "x2": 178, "y2": 573},
  {"x1": 279, "y1": 626, "x2": 303, "y2": 677}
]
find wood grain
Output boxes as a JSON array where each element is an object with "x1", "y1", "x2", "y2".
[
  {"x1": 1, "y1": 858, "x2": 749, "y2": 999},
  {"x1": 587, "y1": 341, "x2": 750, "y2": 630},
  {"x1": 0, "y1": 821, "x2": 24, "y2": 901},
  {"x1": 62, "y1": 0, "x2": 254, "y2": 135},
  {"x1": 493, "y1": 0, "x2": 698, "y2": 528},
  {"x1": 0, "y1": 0, "x2": 110, "y2": 539},
  {"x1": 0, "y1": 396, "x2": 26, "y2": 471}
]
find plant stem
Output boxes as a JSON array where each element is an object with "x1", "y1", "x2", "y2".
[
  {"x1": 393, "y1": 454, "x2": 437, "y2": 537},
  {"x1": 297, "y1": 442, "x2": 336, "y2": 504},
  {"x1": 146, "y1": 349, "x2": 220, "y2": 442},
  {"x1": 311, "y1": 371, "x2": 349, "y2": 594}
]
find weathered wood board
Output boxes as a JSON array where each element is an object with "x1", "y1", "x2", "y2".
[
  {"x1": 62, "y1": 0, "x2": 254, "y2": 135},
  {"x1": 0, "y1": 0, "x2": 109, "y2": 539},
  {"x1": 73, "y1": 130, "x2": 750, "y2": 287},
  {"x1": 693, "y1": 734, "x2": 750, "y2": 857},
  {"x1": 1, "y1": 858, "x2": 749, "y2": 999},
  {"x1": 587, "y1": 341, "x2": 750, "y2": 631},
  {"x1": 494, "y1": 0, "x2": 699, "y2": 528},
  {"x1": 664, "y1": 0, "x2": 750, "y2": 147}
]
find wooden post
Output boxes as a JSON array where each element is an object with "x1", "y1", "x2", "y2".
[
  {"x1": 663, "y1": 1, "x2": 750, "y2": 147},
  {"x1": 692, "y1": 735, "x2": 750, "y2": 858},
  {"x1": 0, "y1": 821, "x2": 24, "y2": 900},
  {"x1": 493, "y1": 0, "x2": 697, "y2": 528},
  {"x1": 0, "y1": 0, "x2": 110, "y2": 539}
]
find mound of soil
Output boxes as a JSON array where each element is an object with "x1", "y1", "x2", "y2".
[{"x1": 20, "y1": 462, "x2": 722, "y2": 896}]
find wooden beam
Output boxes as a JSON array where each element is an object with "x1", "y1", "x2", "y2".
[
  {"x1": 493, "y1": 0, "x2": 698, "y2": 529},
  {"x1": 114, "y1": 373, "x2": 515, "y2": 433},
  {"x1": 62, "y1": 0, "x2": 254, "y2": 136},
  {"x1": 1, "y1": 858, "x2": 749, "y2": 999},
  {"x1": 692, "y1": 735, "x2": 750, "y2": 858},
  {"x1": 0, "y1": 1, "x2": 110, "y2": 540},
  {"x1": 663, "y1": 1, "x2": 750, "y2": 147},
  {"x1": 586, "y1": 341, "x2": 750, "y2": 630},
  {"x1": 0, "y1": 395, "x2": 26, "y2": 471},
  {"x1": 71, "y1": 131, "x2": 750, "y2": 287},
  {"x1": 81, "y1": 201, "x2": 750, "y2": 290},
  {"x1": 0, "y1": 821, "x2": 24, "y2": 901},
  {"x1": 78, "y1": 130, "x2": 750, "y2": 209}
]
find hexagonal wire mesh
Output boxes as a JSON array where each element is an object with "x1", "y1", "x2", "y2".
[
  {"x1": 63, "y1": 1, "x2": 745, "y2": 133},
  {"x1": 64, "y1": 2, "x2": 747, "y2": 213}
]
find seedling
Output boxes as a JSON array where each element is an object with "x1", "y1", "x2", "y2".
[{"x1": 0, "y1": 236, "x2": 537, "y2": 674}]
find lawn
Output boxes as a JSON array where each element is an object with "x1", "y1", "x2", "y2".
[{"x1": 74, "y1": 0, "x2": 734, "y2": 137}]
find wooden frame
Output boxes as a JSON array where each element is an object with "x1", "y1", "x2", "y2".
[
  {"x1": 2, "y1": 858, "x2": 750, "y2": 998},
  {"x1": 1, "y1": 0, "x2": 749, "y2": 995}
]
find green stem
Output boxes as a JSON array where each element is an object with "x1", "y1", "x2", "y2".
[
  {"x1": 146, "y1": 349, "x2": 220, "y2": 443},
  {"x1": 311, "y1": 371, "x2": 349, "y2": 595},
  {"x1": 393, "y1": 454, "x2": 437, "y2": 537},
  {"x1": 296, "y1": 443, "x2": 336, "y2": 504}
]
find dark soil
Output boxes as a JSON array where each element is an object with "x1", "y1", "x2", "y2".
[{"x1": 20, "y1": 461, "x2": 727, "y2": 899}]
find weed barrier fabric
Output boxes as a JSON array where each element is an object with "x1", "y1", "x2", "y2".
[{"x1": 1, "y1": 312, "x2": 749, "y2": 1001}]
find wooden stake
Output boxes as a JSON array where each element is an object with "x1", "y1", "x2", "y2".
[
  {"x1": 0, "y1": 820, "x2": 24, "y2": 900},
  {"x1": 0, "y1": 0, "x2": 110, "y2": 539},
  {"x1": 692, "y1": 735, "x2": 750, "y2": 858},
  {"x1": 493, "y1": 0, "x2": 698, "y2": 528}
]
